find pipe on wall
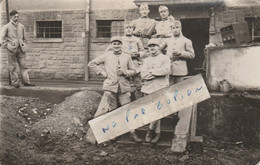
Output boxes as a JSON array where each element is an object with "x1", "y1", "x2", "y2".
[{"x1": 85, "y1": 0, "x2": 90, "y2": 81}]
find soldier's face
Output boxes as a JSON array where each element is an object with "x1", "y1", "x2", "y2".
[
  {"x1": 148, "y1": 44, "x2": 159, "y2": 55},
  {"x1": 139, "y1": 7, "x2": 149, "y2": 17},
  {"x1": 159, "y1": 9, "x2": 169, "y2": 19},
  {"x1": 124, "y1": 26, "x2": 133, "y2": 35},
  {"x1": 11, "y1": 14, "x2": 19, "y2": 23},
  {"x1": 172, "y1": 25, "x2": 181, "y2": 36},
  {"x1": 112, "y1": 41, "x2": 122, "y2": 53}
]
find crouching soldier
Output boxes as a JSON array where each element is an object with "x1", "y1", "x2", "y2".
[
  {"x1": 141, "y1": 39, "x2": 171, "y2": 143},
  {"x1": 88, "y1": 36, "x2": 141, "y2": 143}
]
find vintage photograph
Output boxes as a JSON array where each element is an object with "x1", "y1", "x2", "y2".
[{"x1": 0, "y1": 0, "x2": 260, "y2": 164}]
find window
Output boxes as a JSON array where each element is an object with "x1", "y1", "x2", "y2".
[
  {"x1": 246, "y1": 17, "x2": 260, "y2": 42},
  {"x1": 96, "y1": 20, "x2": 124, "y2": 38},
  {"x1": 36, "y1": 21, "x2": 62, "y2": 38}
]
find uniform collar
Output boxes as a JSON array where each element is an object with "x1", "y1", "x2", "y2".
[
  {"x1": 151, "y1": 52, "x2": 159, "y2": 57},
  {"x1": 114, "y1": 50, "x2": 122, "y2": 55},
  {"x1": 11, "y1": 20, "x2": 18, "y2": 27}
]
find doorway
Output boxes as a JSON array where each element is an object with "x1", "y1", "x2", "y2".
[{"x1": 180, "y1": 18, "x2": 209, "y2": 75}]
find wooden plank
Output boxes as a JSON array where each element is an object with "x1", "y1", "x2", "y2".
[
  {"x1": 190, "y1": 104, "x2": 198, "y2": 138},
  {"x1": 89, "y1": 74, "x2": 210, "y2": 144}
]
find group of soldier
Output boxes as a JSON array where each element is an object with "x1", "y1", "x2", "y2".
[{"x1": 88, "y1": 3, "x2": 195, "y2": 152}]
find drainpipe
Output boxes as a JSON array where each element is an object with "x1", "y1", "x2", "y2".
[{"x1": 85, "y1": 0, "x2": 90, "y2": 81}]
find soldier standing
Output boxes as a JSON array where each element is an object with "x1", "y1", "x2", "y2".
[
  {"x1": 87, "y1": 36, "x2": 142, "y2": 143},
  {"x1": 131, "y1": 3, "x2": 157, "y2": 49},
  {"x1": 161, "y1": 20, "x2": 195, "y2": 152},
  {"x1": 153, "y1": 6, "x2": 175, "y2": 43},
  {"x1": 141, "y1": 39, "x2": 171, "y2": 144}
]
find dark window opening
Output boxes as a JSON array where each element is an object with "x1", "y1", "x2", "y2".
[
  {"x1": 36, "y1": 21, "x2": 62, "y2": 38},
  {"x1": 96, "y1": 20, "x2": 124, "y2": 38},
  {"x1": 246, "y1": 17, "x2": 260, "y2": 42}
]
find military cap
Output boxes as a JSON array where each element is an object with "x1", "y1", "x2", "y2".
[
  {"x1": 110, "y1": 36, "x2": 122, "y2": 43},
  {"x1": 148, "y1": 39, "x2": 160, "y2": 46}
]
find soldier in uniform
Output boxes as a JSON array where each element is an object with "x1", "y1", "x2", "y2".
[
  {"x1": 87, "y1": 36, "x2": 139, "y2": 143},
  {"x1": 131, "y1": 3, "x2": 157, "y2": 49},
  {"x1": 106, "y1": 22, "x2": 145, "y2": 100},
  {"x1": 141, "y1": 39, "x2": 171, "y2": 144},
  {"x1": 161, "y1": 20, "x2": 195, "y2": 152},
  {"x1": 153, "y1": 6, "x2": 175, "y2": 44}
]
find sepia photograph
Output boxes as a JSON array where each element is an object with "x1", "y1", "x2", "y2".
[{"x1": 0, "y1": 0, "x2": 260, "y2": 164}]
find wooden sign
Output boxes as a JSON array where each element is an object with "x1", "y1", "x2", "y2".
[{"x1": 89, "y1": 74, "x2": 210, "y2": 144}]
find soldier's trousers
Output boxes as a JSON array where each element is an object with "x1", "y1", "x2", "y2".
[
  {"x1": 7, "y1": 48, "x2": 30, "y2": 86},
  {"x1": 133, "y1": 73, "x2": 143, "y2": 100},
  {"x1": 143, "y1": 93, "x2": 161, "y2": 134},
  {"x1": 94, "y1": 91, "x2": 131, "y2": 118},
  {"x1": 170, "y1": 75, "x2": 193, "y2": 137}
]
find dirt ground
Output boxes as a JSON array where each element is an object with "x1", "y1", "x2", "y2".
[{"x1": 0, "y1": 92, "x2": 260, "y2": 165}]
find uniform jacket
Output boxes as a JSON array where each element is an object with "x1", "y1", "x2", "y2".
[
  {"x1": 131, "y1": 17, "x2": 157, "y2": 48},
  {"x1": 1, "y1": 21, "x2": 28, "y2": 53},
  {"x1": 141, "y1": 53, "x2": 171, "y2": 94},
  {"x1": 88, "y1": 51, "x2": 137, "y2": 93},
  {"x1": 155, "y1": 17, "x2": 174, "y2": 38},
  {"x1": 106, "y1": 35, "x2": 146, "y2": 73},
  {"x1": 162, "y1": 35, "x2": 195, "y2": 76}
]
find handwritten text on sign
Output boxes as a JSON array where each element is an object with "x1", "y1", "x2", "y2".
[{"x1": 89, "y1": 74, "x2": 210, "y2": 144}]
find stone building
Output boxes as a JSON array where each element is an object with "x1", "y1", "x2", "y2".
[
  {"x1": 0, "y1": 0, "x2": 88, "y2": 81},
  {"x1": 1, "y1": 0, "x2": 260, "y2": 82}
]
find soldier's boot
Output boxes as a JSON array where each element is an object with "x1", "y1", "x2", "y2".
[
  {"x1": 145, "y1": 129, "x2": 153, "y2": 143},
  {"x1": 131, "y1": 132, "x2": 142, "y2": 143},
  {"x1": 151, "y1": 133, "x2": 161, "y2": 144}
]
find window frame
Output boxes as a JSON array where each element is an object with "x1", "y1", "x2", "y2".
[
  {"x1": 93, "y1": 19, "x2": 124, "y2": 43},
  {"x1": 33, "y1": 20, "x2": 63, "y2": 43},
  {"x1": 245, "y1": 17, "x2": 260, "y2": 42}
]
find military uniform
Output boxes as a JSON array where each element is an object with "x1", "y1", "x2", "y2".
[
  {"x1": 163, "y1": 35, "x2": 195, "y2": 77},
  {"x1": 88, "y1": 49, "x2": 137, "y2": 116},
  {"x1": 155, "y1": 18, "x2": 174, "y2": 38},
  {"x1": 131, "y1": 17, "x2": 157, "y2": 48},
  {"x1": 141, "y1": 39, "x2": 171, "y2": 143},
  {"x1": 105, "y1": 35, "x2": 145, "y2": 99},
  {"x1": 162, "y1": 34, "x2": 195, "y2": 152}
]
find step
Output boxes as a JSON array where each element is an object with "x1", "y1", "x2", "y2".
[{"x1": 116, "y1": 132, "x2": 172, "y2": 147}]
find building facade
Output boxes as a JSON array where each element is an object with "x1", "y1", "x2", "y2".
[{"x1": 1, "y1": 0, "x2": 260, "y2": 81}]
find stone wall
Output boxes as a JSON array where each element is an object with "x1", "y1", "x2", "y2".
[
  {"x1": 0, "y1": 10, "x2": 86, "y2": 80},
  {"x1": 211, "y1": 5, "x2": 260, "y2": 44},
  {"x1": 88, "y1": 8, "x2": 138, "y2": 80}
]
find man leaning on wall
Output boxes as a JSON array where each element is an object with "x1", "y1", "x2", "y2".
[{"x1": 0, "y1": 10, "x2": 35, "y2": 88}]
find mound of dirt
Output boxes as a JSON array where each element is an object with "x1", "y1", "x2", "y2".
[
  {"x1": 0, "y1": 95, "x2": 54, "y2": 164},
  {"x1": 31, "y1": 90, "x2": 101, "y2": 151}
]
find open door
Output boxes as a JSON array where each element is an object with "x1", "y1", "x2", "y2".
[{"x1": 181, "y1": 18, "x2": 210, "y2": 75}]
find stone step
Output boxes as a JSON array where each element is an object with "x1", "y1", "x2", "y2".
[
  {"x1": 116, "y1": 131, "x2": 173, "y2": 147},
  {"x1": 116, "y1": 114, "x2": 179, "y2": 146}
]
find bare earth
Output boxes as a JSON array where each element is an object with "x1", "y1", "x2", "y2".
[{"x1": 0, "y1": 91, "x2": 259, "y2": 165}]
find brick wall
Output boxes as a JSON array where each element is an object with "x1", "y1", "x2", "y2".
[{"x1": 1, "y1": 10, "x2": 86, "y2": 81}]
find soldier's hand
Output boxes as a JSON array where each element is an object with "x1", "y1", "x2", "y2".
[
  {"x1": 132, "y1": 52, "x2": 139, "y2": 58},
  {"x1": 117, "y1": 69, "x2": 125, "y2": 76},
  {"x1": 133, "y1": 30, "x2": 141, "y2": 37},
  {"x1": 99, "y1": 71, "x2": 108, "y2": 78},
  {"x1": 172, "y1": 50, "x2": 181, "y2": 56}
]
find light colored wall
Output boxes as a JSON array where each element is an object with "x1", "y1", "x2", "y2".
[{"x1": 206, "y1": 45, "x2": 260, "y2": 91}]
